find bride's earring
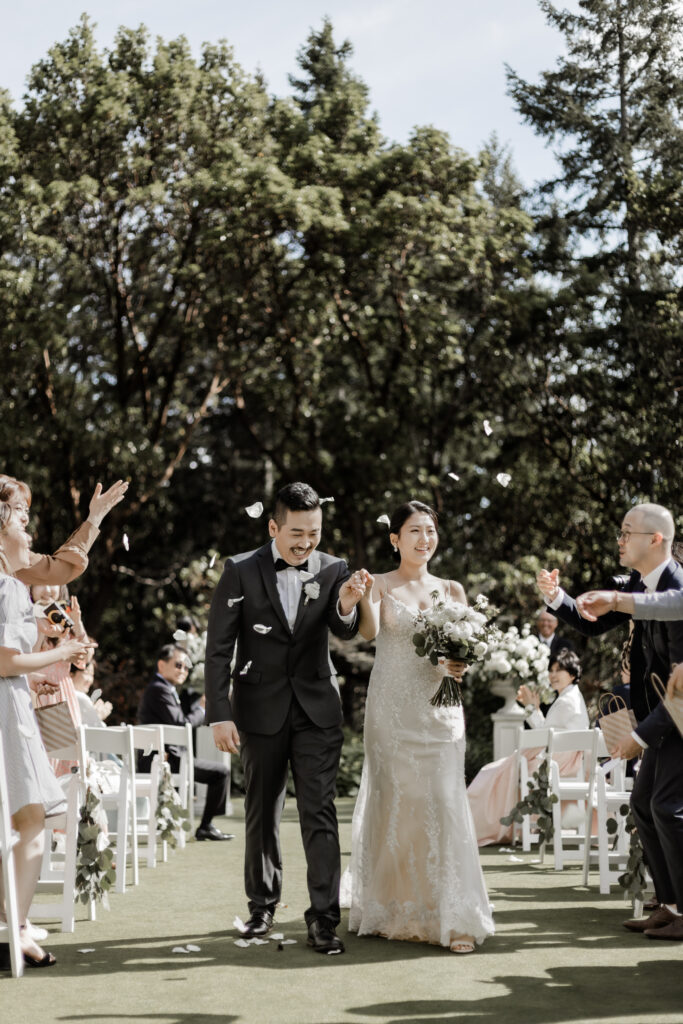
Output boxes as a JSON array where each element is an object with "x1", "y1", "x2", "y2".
[{"x1": 392, "y1": 544, "x2": 398, "y2": 553}]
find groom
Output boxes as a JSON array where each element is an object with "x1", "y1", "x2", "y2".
[{"x1": 205, "y1": 483, "x2": 364, "y2": 954}]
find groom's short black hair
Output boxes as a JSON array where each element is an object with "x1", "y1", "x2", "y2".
[{"x1": 272, "y1": 482, "x2": 321, "y2": 526}]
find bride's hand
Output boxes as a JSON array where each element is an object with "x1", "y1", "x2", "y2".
[
  {"x1": 444, "y1": 659, "x2": 467, "y2": 681},
  {"x1": 339, "y1": 569, "x2": 373, "y2": 614}
]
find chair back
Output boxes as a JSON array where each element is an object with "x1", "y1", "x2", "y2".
[
  {"x1": 517, "y1": 726, "x2": 551, "y2": 752},
  {"x1": 0, "y1": 731, "x2": 24, "y2": 976}
]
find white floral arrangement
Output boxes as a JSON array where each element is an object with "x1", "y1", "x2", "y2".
[
  {"x1": 412, "y1": 592, "x2": 499, "y2": 706},
  {"x1": 478, "y1": 624, "x2": 553, "y2": 703}
]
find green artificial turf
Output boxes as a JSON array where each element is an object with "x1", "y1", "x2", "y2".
[{"x1": 3, "y1": 798, "x2": 681, "y2": 1024}]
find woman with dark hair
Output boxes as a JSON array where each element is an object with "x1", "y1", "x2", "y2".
[
  {"x1": 467, "y1": 646, "x2": 589, "y2": 846},
  {"x1": 0, "y1": 475, "x2": 127, "y2": 587},
  {"x1": 0, "y1": 501, "x2": 93, "y2": 968},
  {"x1": 343, "y1": 500, "x2": 494, "y2": 954}
]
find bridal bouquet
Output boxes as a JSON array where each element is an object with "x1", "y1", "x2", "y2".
[
  {"x1": 412, "y1": 592, "x2": 498, "y2": 707},
  {"x1": 477, "y1": 624, "x2": 553, "y2": 703}
]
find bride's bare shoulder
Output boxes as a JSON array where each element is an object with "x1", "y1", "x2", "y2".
[{"x1": 445, "y1": 578, "x2": 467, "y2": 604}]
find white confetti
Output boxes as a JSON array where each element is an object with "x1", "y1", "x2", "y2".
[
  {"x1": 531, "y1": 858, "x2": 541, "y2": 864},
  {"x1": 499, "y1": 847, "x2": 516, "y2": 853},
  {"x1": 299, "y1": 571, "x2": 314, "y2": 582},
  {"x1": 447, "y1": 472, "x2": 460, "y2": 482},
  {"x1": 483, "y1": 419, "x2": 493, "y2": 436},
  {"x1": 122, "y1": 532, "x2": 130, "y2": 551},
  {"x1": 279, "y1": 938, "x2": 297, "y2": 945},
  {"x1": 90, "y1": 689, "x2": 102, "y2": 703},
  {"x1": 248, "y1": 937, "x2": 269, "y2": 945},
  {"x1": 507, "y1": 855, "x2": 524, "y2": 863},
  {"x1": 233, "y1": 916, "x2": 247, "y2": 934},
  {"x1": 239, "y1": 661, "x2": 252, "y2": 675},
  {"x1": 327, "y1": 949, "x2": 343, "y2": 956},
  {"x1": 319, "y1": 496, "x2": 335, "y2": 504},
  {"x1": 18, "y1": 724, "x2": 34, "y2": 738},
  {"x1": 78, "y1": 948, "x2": 96, "y2": 954},
  {"x1": 173, "y1": 629, "x2": 186, "y2": 642},
  {"x1": 270, "y1": 932, "x2": 284, "y2": 941},
  {"x1": 209, "y1": 553, "x2": 217, "y2": 569},
  {"x1": 376, "y1": 514, "x2": 391, "y2": 526},
  {"x1": 234, "y1": 939, "x2": 250, "y2": 948},
  {"x1": 227, "y1": 596, "x2": 244, "y2": 608},
  {"x1": 253, "y1": 624, "x2": 272, "y2": 634},
  {"x1": 245, "y1": 502, "x2": 264, "y2": 518},
  {"x1": 496, "y1": 473, "x2": 512, "y2": 488},
  {"x1": 172, "y1": 946, "x2": 189, "y2": 954},
  {"x1": 185, "y1": 944, "x2": 201, "y2": 952}
]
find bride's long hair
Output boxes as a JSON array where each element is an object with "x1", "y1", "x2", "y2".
[{"x1": 389, "y1": 501, "x2": 438, "y2": 562}]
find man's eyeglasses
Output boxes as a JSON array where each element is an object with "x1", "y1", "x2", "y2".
[
  {"x1": 616, "y1": 531, "x2": 655, "y2": 543},
  {"x1": 174, "y1": 661, "x2": 188, "y2": 670}
]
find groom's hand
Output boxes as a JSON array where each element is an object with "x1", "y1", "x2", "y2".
[
  {"x1": 339, "y1": 569, "x2": 374, "y2": 615},
  {"x1": 213, "y1": 721, "x2": 240, "y2": 754}
]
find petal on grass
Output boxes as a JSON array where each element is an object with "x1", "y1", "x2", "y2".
[{"x1": 253, "y1": 624, "x2": 272, "y2": 634}]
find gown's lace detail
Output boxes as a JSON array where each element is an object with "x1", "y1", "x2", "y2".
[{"x1": 343, "y1": 593, "x2": 494, "y2": 947}]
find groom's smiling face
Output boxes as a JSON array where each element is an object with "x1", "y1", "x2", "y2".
[{"x1": 269, "y1": 508, "x2": 322, "y2": 566}]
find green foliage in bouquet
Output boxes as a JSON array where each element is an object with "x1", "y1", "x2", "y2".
[
  {"x1": 500, "y1": 759, "x2": 558, "y2": 851},
  {"x1": 75, "y1": 785, "x2": 116, "y2": 907},
  {"x1": 156, "y1": 761, "x2": 192, "y2": 849},
  {"x1": 607, "y1": 803, "x2": 648, "y2": 904}
]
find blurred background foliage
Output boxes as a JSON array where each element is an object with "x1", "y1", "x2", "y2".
[{"x1": 1, "y1": 3, "x2": 681, "y2": 777}]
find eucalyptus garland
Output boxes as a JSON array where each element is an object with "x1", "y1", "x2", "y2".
[
  {"x1": 75, "y1": 783, "x2": 116, "y2": 907},
  {"x1": 500, "y1": 759, "x2": 558, "y2": 851},
  {"x1": 156, "y1": 760, "x2": 192, "y2": 849},
  {"x1": 607, "y1": 802, "x2": 648, "y2": 903}
]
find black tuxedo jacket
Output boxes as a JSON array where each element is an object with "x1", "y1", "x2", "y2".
[
  {"x1": 204, "y1": 542, "x2": 359, "y2": 734},
  {"x1": 137, "y1": 672, "x2": 204, "y2": 772},
  {"x1": 550, "y1": 559, "x2": 683, "y2": 747}
]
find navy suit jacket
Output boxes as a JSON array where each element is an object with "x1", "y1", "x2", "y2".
[{"x1": 550, "y1": 559, "x2": 683, "y2": 747}]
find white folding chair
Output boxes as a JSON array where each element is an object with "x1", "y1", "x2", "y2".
[
  {"x1": 548, "y1": 728, "x2": 598, "y2": 871},
  {"x1": 513, "y1": 726, "x2": 552, "y2": 853},
  {"x1": 158, "y1": 723, "x2": 195, "y2": 843},
  {"x1": 0, "y1": 732, "x2": 23, "y2": 977},
  {"x1": 81, "y1": 726, "x2": 138, "y2": 893},
  {"x1": 129, "y1": 726, "x2": 163, "y2": 869}
]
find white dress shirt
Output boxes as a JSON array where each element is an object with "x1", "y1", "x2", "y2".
[{"x1": 271, "y1": 540, "x2": 356, "y2": 629}]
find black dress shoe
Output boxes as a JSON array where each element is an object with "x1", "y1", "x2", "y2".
[
  {"x1": 307, "y1": 919, "x2": 345, "y2": 955},
  {"x1": 242, "y1": 910, "x2": 274, "y2": 938},
  {"x1": 195, "y1": 824, "x2": 235, "y2": 841}
]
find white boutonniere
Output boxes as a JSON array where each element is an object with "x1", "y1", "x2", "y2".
[{"x1": 303, "y1": 581, "x2": 320, "y2": 605}]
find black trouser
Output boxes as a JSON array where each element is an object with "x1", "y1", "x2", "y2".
[
  {"x1": 631, "y1": 730, "x2": 683, "y2": 908},
  {"x1": 239, "y1": 697, "x2": 344, "y2": 926},
  {"x1": 193, "y1": 758, "x2": 230, "y2": 829}
]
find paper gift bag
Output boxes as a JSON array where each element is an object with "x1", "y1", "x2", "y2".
[
  {"x1": 598, "y1": 693, "x2": 638, "y2": 755},
  {"x1": 34, "y1": 701, "x2": 79, "y2": 753}
]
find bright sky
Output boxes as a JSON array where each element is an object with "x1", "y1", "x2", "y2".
[{"x1": 1, "y1": 1, "x2": 568, "y2": 186}]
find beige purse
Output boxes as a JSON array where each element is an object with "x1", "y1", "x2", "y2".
[
  {"x1": 598, "y1": 693, "x2": 638, "y2": 755},
  {"x1": 34, "y1": 701, "x2": 79, "y2": 753}
]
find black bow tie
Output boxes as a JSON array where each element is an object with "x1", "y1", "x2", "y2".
[{"x1": 274, "y1": 558, "x2": 308, "y2": 573}]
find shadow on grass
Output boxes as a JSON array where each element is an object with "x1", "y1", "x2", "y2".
[
  {"x1": 347, "y1": 960, "x2": 682, "y2": 1024},
  {"x1": 61, "y1": 1017, "x2": 237, "y2": 1024}
]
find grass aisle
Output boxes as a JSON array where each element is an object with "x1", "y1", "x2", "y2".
[{"x1": 4, "y1": 797, "x2": 682, "y2": 1024}]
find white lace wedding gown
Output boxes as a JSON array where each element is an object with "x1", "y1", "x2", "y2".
[{"x1": 343, "y1": 593, "x2": 494, "y2": 947}]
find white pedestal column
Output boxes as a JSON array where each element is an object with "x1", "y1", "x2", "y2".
[{"x1": 489, "y1": 677, "x2": 526, "y2": 761}]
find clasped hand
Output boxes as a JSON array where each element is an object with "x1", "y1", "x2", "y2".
[{"x1": 339, "y1": 569, "x2": 374, "y2": 615}]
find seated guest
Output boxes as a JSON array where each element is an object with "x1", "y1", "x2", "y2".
[
  {"x1": 537, "y1": 608, "x2": 575, "y2": 660},
  {"x1": 70, "y1": 655, "x2": 112, "y2": 728},
  {"x1": 467, "y1": 648, "x2": 589, "y2": 845},
  {"x1": 138, "y1": 644, "x2": 233, "y2": 842}
]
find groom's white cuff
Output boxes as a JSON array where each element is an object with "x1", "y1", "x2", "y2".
[{"x1": 337, "y1": 601, "x2": 357, "y2": 624}]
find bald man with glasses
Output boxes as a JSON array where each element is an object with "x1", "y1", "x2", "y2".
[{"x1": 537, "y1": 503, "x2": 683, "y2": 941}]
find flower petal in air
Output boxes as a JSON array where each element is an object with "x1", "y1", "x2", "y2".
[
  {"x1": 483, "y1": 420, "x2": 493, "y2": 436},
  {"x1": 376, "y1": 514, "x2": 390, "y2": 526},
  {"x1": 245, "y1": 502, "x2": 264, "y2": 518},
  {"x1": 122, "y1": 532, "x2": 130, "y2": 551},
  {"x1": 496, "y1": 473, "x2": 512, "y2": 487}
]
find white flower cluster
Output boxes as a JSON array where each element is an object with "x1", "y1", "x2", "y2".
[
  {"x1": 478, "y1": 623, "x2": 552, "y2": 699},
  {"x1": 413, "y1": 592, "x2": 497, "y2": 664}
]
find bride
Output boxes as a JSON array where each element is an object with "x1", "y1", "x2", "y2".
[{"x1": 343, "y1": 500, "x2": 494, "y2": 953}]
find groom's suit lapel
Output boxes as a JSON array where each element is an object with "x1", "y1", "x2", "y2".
[
  {"x1": 255, "y1": 543, "x2": 291, "y2": 635},
  {"x1": 292, "y1": 549, "x2": 322, "y2": 635}
]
